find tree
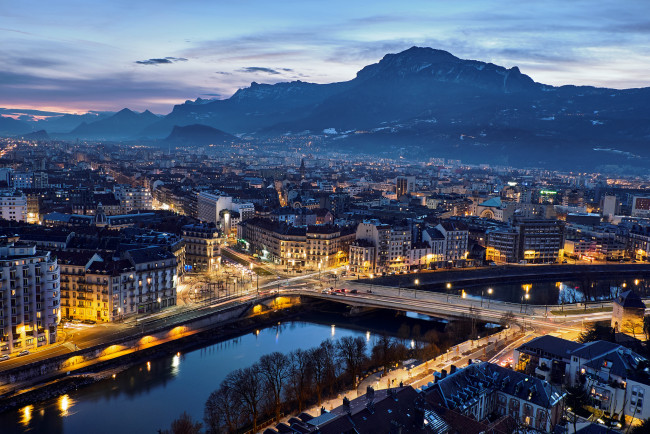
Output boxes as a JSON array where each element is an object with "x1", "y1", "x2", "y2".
[
  {"x1": 228, "y1": 365, "x2": 265, "y2": 433},
  {"x1": 643, "y1": 316, "x2": 650, "y2": 341},
  {"x1": 287, "y1": 349, "x2": 311, "y2": 412},
  {"x1": 308, "y1": 343, "x2": 334, "y2": 406},
  {"x1": 623, "y1": 319, "x2": 642, "y2": 339},
  {"x1": 162, "y1": 411, "x2": 202, "y2": 434},
  {"x1": 630, "y1": 418, "x2": 650, "y2": 433},
  {"x1": 565, "y1": 385, "x2": 587, "y2": 434},
  {"x1": 336, "y1": 336, "x2": 367, "y2": 387},
  {"x1": 204, "y1": 384, "x2": 241, "y2": 433},
  {"x1": 371, "y1": 334, "x2": 395, "y2": 374},
  {"x1": 578, "y1": 323, "x2": 615, "y2": 343},
  {"x1": 259, "y1": 351, "x2": 290, "y2": 422},
  {"x1": 418, "y1": 330, "x2": 441, "y2": 361}
]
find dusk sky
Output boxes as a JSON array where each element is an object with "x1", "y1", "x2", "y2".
[{"x1": 2, "y1": 0, "x2": 650, "y2": 114}]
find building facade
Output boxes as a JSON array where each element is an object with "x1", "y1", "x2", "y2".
[
  {"x1": 182, "y1": 224, "x2": 221, "y2": 273},
  {"x1": 0, "y1": 190, "x2": 27, "y2": 222},
  {"x1": 0, "y1": 239, "x2": 60, "y2": 355}
]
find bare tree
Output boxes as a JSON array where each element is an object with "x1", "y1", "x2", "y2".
[
  {"x1": 162, "y1": 411, "x2": 202, "y2": 434},
  {"x1": 259, "y1": 351, "x2": 290, "y2": 422},
  {"x1": 371, "y1": 334, "x2": 395, "y2": 374},
  {"x1": 336, "y1": 336, "x2": 367, "y2": 387},
  {"x1": 287, "y1": 349, "x2": 311, "y2": 412},
  {"x1": 308, "y1": 345, "x2": 328, "y2": 405},
  {"x1": 228, "y1": 365, "x2": 265, "y2": 433},
  {"x1": 623, "y1": 319, "x2": 641, "y2": 338},
  {"x1": 204, "y1": 383, "x2": 241, "y2": 433}
]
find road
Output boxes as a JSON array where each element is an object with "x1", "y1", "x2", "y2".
[{"x1": 0, "y1": 257, "x2": 611, "y2": 373}]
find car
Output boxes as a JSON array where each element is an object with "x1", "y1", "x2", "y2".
[
  {"x1": 0, "y1": 355, "x2": 9, "y2": 361},
  {"x1": 350, "y1": 289, "x2": 358, "y2": 294},
  {"x1": 17, "y1": 350, "x2": 29, "y2": 357},
  {"x1": 82, "y1": 319, "x2": 97, "y2": 325},
  {"x1": 321, "y1": 289, "x2": 330, "y2": 294}
]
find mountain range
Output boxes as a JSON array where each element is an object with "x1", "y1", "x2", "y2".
[{"x1": 2, "y1": 46, "x2": 650, "y2": 169}]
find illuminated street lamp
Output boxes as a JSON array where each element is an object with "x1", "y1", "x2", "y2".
[
  {"x1": 414, "y1": 279, "x2": 419, "y2": 298},
  {"x1": 482, "y1": 287, "x2": 493, "y2": 307},
  {"x1": 446, "y1": 282, "x2": 452, "y2": 302}
]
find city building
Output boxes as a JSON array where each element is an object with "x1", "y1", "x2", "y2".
[
  {"x1": 514, "y1": 336, "x2": 650, "y2": 422},
  {"x1": 0, "y1": 238, "x2": 60, "y2": 355},
  {"x1": 238, "y1": 218, "x2": 354, "y2": 270},
  {"x1": 182, "y1": 223, "x2": 221, "y2": 273},
  {"x1": 422, "y1": 361, "x2": 564, "y2": 433},
  {"x1": 486, "y1": 219, "x2": 565, "y2": 264},
  {"x1": 396, "y1": 176, "x2": 415, "y2": 197},
  {"x1": 0, "y1": 190, "x2": 27, "y2": 222},
  {"x1": 113, "y1": 185, "x2": 153, "y2": 213},
  {"x1": 631, "y1": 196, "x2": 650, "y2": 218},
  {"x1": 611, "y1": 290, "x2": 646, "y2": 337}
]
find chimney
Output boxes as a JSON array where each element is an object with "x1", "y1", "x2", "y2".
[
  {"x1": 450, "y1": 365, "x2": 457, "y2": 374},
  {"x1": 441, "y1": 369, "x2": 447, "y2": 378},
  {"x1": 343, "y1": 397, "x2": 351, "y2": 414},
  {"x1": 433, "y1": 371, "x2": 442, "y2": 383},
  {"x1": 320, "y1": 406, "x2": 327, "y2": 415}
]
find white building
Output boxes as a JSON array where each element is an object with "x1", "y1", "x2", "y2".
[
  {"x1": 198, "y1": 192, "x2": 255, "y2": 229},
  {"x1": 0, "y1": 190, "x2": 27, "y2": 222},
  {"x1": 422, "y1": 221, "x2": 469, "y2": 266},
  {"x1": 113, "y1": 185, "x2": 153, "y2": 213},
  {"x1": 0, "y1": 239, "x2": 60, "y2": 355},
  {"x1": 12, "y1": 172, "x2": 33, "y2": 190}
]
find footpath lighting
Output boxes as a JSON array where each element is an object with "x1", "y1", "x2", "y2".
[{"x1": 414, "y1": 279, "x2": 419, "y2": 298}]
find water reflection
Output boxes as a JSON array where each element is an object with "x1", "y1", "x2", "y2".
[
  {"x1": 19, "y1": 405, "x2": 32, "y2": 427},
  {"x1": 58, "y1": 394, "x2": 73, "y2": 417},
  {"x1": 0, "y1": 317, "x2": 445, "y2": 434}
]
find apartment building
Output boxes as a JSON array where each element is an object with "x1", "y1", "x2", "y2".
[
  {"x1": 182, "y1": 223, "x2": 221, "y2": 272},
  {"x1": 238, "y1": 218, "x2": 354, "y2": 270},
  {"x1": 486, "y1": 219, "x2": 565, "y2": 264},
  {"x1": 0, "y1": 190, "x2": 27, "y2": 222},
  {"x1": 58, "y1": 246, "x2": 177, "y2": 322},
  {"x1": 423, "y1": 362, "x2": 564, "y2": 433},
  {"x1": 514, "y1": 335, "x2": 650, "y2": 422},
  {"x1": 113, "y1": 185, "x2": 153, "y2": 213},
  {"x1": 0, "y1": 239, "x2": 60, "y2": 355}
]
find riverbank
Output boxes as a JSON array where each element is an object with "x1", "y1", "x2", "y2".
[{"x1": 0, "y1": 305, "x2": 306, "y2": 413}]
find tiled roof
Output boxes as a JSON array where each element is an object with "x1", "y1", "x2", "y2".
[
  {"x1": 614, "y1": 290, "x2": 646, "y2": 309},
  {"x1": 516, "y1": 335, "x2": 582, "y2": 360}
]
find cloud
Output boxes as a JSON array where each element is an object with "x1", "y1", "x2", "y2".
[
  {"x1": 135, "y1": 56, "x2": 188, "y2": 65},
  {"x1": 238, "y1": 66, "x2": 283, "y2": 75},
  {"x1": 214, "y1": 71, "x2": 231, "y2": 75}
]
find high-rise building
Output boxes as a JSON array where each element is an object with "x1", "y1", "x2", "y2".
[
  {"x1": 486, "y1": 219, "x2": 565, "y2": 264},
  {"x1": 0, "y1": 190, "x2": 27, "y2": 222},
  {"x1": 0, "y1": 238, "x2": 60, "y2": 355},
  {"x1": 601, "y1": 195, "x2": 617, "y2": 220},
  {"x1": 395, "y1": 176, "x2": 415, "y2": 198}
]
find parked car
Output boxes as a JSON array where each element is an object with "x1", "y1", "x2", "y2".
[
  {"x1": 82, "y1": 319, "x2": 96, "y2": 325},
  {"x1": 17, "y1": 350, "x2": 29, "y2": 357},
  {"x1": 321, "y1": 289, "x2": 330, "y2": 294},
  {"x1": 0, "y1": 355, "x2": 9, "y2": 361},
  {"x1": 350, "y1": 289, "x2": 358, "y2": 294}
]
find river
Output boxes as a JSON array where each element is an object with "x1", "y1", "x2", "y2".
[{"x1": 1, "y1": 312, "x2": 444, "y2": 434}]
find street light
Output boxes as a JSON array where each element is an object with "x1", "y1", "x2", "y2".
[
  {"x1": 446, "y1": 283, "x2": 452, "y2": 302},
  {"x1": 482, "y1": 287, "x2": 493, "y2": 307},
  {"x1": 414, "y1": 279, "x2": 419, "y2": 298}
]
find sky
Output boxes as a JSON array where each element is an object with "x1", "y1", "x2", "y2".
[{"x1": 1, "y1": 0, "x2": 650, "y2": 114}]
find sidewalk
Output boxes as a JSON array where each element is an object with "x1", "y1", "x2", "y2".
[{"x1": 273, "y1": 326, "x2": 525, "y2": 431}]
